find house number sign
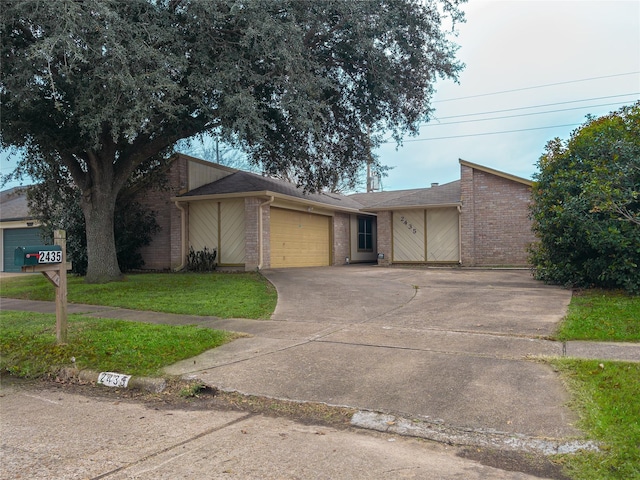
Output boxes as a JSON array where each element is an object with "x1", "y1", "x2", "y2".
[
  {"x1": 97, "y1": 371, "x2": 131, "y2": 388},
  {"x1": 399, "y1": 216, "x2": 418, "y2": 234}
]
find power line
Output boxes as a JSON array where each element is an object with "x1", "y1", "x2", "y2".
[
  {"x1": 382, "y1": 123, "x2": 582, "y2": 144},
  {"x1": 429, "y1": 93, "x2": 639, "y2": 120},
  {"x1": 421, "y1": 101, "x2": 632, "y2": 127},
  {"x1": 434, "y1": 72, "x2": 640, "y2": 103}
]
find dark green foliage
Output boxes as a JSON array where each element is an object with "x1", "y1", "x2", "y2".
[
  {"x1": 186, "y1": 247, "x2": 218, "y2": 272},
  {"x1": 29, "y1": 187, "x2": 159, "y2": 276},
  {"x1": 530, "y1": 102, "x2": 640, "y2": 294},
  {"x1": 26, "y1": 160, "x2": 163, "y2": 275},
  {"x1": 1, "y1": 0, "x2": 464, "y2": 282}
]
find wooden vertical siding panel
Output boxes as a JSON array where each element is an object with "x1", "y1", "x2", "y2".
[
  {"x1": 187, "y1": 161, "x2": 232, "y2": 191},
  {"x1": 392, "y1": 210, "x2": 425, "y2": 262},
  {"x1": 426, "y1": 208, "x2": 460, "y2": 262},
  {"x1": 188, "y1": 201, "x2": 218, "y2": 252},
  {"x1": 219, "y1": 199, "x2": 246, "y2": 265}
]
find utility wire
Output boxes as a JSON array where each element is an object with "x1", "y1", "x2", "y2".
[
  {"x1": 429, "y1": 93, "x2": 639, "y2": 121},
  {"x1": 382, "y1": 123, "x2": 582, "y2": 144},
  {"x1": 434, "y1": 72, "x2": 640, "y2": 103},
  {"x1": 420, "y1": 101, "x2": 632, "y2": 127}
]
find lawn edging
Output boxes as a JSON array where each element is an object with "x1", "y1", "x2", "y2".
[{"x1": 57, "y1": 367, "x2": 168, "y2": 393}]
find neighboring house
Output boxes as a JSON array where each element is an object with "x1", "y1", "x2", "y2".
[
  {"x1": 138, "y1": 154, "x2": 535, "y2": 271},
  {"x1": 0, "y1": 186, "x2": 46, "y2": 272}
]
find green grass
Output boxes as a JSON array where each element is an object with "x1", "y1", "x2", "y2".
[
  {"x1": 550, "y1": 359, "x2": 640, "y2": 480},
  {"x1": 552, "y1": 290, "x2": 640, "y2": 477},
  {"x1": 0, "y1": 310, "x2": 235, "y2": 378},
  {"x1": 0, "y1": 272, "x2": 277, "y2": 319},
  {"x1": 556, "y1": 290, "x2": 640, "y2": 342}
]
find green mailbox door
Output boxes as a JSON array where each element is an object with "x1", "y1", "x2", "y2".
[{"x1": 14, "y1": 245, "x2": 63, "y2": 266}]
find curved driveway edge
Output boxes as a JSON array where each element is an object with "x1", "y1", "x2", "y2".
[{"x1": 172, "y1": 266, "x2": 585, "y2": 441}]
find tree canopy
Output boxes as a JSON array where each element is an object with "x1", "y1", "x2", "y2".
[
  {"x1": 1, "y1": 0, "x2": 465, "y2": 282},
  {"x1": 530, "y1": 102, "x2": 640, "y2": 294}
]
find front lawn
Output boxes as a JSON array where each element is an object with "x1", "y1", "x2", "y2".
[
  {"x1": 0, "y1": 272, "x2": 277, "y2": 319},
  {"x1": 555, "y1": 290, "x2": 640, "y2": 342},
  {"x1": 0, "y1": 272, "x2": 275, "y2": 378},
  {"x1": 0, "y1": 310, "x2": 235, "y2": 378}
]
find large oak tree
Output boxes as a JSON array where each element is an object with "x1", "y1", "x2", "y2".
[{"x1": 1, "y1": 0, "x2": 464, "y2": 282}]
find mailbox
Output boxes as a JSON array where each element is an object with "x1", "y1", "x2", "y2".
[{"x1": 14, "y1": 245, "x2": 63, "y2": 267}]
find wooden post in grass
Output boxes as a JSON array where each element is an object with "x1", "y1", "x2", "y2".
[
  {"x1": 53, "y1": 229, "x2": 68, "y2": 344},
  {"x1": 18, "y1": 229, "x2": 70, "y2": 344}
]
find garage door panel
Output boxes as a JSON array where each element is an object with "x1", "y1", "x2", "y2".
[
  {"x1": 220, "y1": 199, "x2": 245, "y2": 264},
  {"x1": 393, "y1": 210, "x2": 425, "y2": 262},
  {"x1": 427, "y1": 209, "x2": 459, "y2": 262},
  {"x1": 271, "y1": 208, "x2": 329, "y2": 268},
  {"x1": 3, "y1": 227, "x2": 46, "y2": 272},
  {"x1": 189, "y1": 202, "x2": 218, "y2": 251}
]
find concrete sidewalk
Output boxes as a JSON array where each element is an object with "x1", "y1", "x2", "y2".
[{"x1": 1, "y1": 267, "x2": 638, "y2": 453}]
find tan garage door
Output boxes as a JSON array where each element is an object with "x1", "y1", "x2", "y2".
[{"x1": 270, "y1": 208, "x2": 330, "y2": 268}]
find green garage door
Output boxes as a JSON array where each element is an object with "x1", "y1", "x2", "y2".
[{"x1": 3, "y1": 227, "x2": 45, "y2": 272}]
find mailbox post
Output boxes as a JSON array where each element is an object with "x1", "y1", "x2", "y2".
[{"x1": 14, "y1": 230, "x2": 70, "y2": 344}]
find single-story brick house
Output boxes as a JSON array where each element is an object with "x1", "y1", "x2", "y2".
[{"x1": 137, "y1": 154, "x2": 535, "y2": 271}]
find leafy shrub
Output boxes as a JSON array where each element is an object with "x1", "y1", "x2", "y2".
[
  {"x1": 529, "y1": 102, "x2": 640, "y2": 294},
  {"x1": 186, "y1": 246, "x2": 217, "y2": 272}
]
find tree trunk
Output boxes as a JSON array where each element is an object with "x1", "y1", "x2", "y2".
[{"x1": 80, "y1": 186, "x2": 123, "y2": 283}]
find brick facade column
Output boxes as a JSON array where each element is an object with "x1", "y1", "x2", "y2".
[
  {"x1": 459, "y1": 164, "x2": 475, "y2": 266},
  {"x1": 332, "y1": 212, "x2": 350, "y2": 265},
  {"x1": 244, "y1": 197, "x2": 261, "y2": 271},
  {"x1": 376, "y1": 210, "x2": 392, "y2": 266},
  {"x1": 136, "y1": 156, "x2": 189, "y2": 271}
]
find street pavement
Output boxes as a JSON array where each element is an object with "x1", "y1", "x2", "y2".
[
  {"x1": 1, "y1": 378, "x2": 556, "y2": 480},
  {"x1": 2, "y1": 266, "x2": 639, "y2": 479}
]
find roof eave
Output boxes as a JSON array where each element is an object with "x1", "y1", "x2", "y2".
[
  {"x1": 172, "y1": 190, "x2": 363, "y2": 214},
  {"x1": 361, "y1": 202, "x2": 462, "y2": 212},
  {"x1": 459, "y1": 159, "x2": 533, "y2": 186}
]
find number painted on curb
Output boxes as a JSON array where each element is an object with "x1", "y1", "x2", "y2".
[{"x1": 97, "y1": 371, "x2": 131, "y2": 388}]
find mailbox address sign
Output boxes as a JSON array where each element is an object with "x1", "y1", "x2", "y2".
[
  {"x1": 15, "y1": 245, "x2": 63, "y2": 267},
  {"x1": 28, "y1": 250, "x2": 63, "y2": 264}
]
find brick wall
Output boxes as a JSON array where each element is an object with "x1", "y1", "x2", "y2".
[
  {"x1": 460, "y1": 165, "x2": 475, "y2": 265},
  {"x1": 332, "y1": 212, "x2": 350, "y2": 265},
  {"x1": 460, "y1": 165, "x2": 534, "y2": 266},
  {"x1": 137, "y1": 157, "x2": 188, "y2": 270},
  {"x1": 376, "y1": 210, "x2": 392, "y2": 266},
  {"x1": 244, "y1": 197, "x2": 260, "y2": 271}
]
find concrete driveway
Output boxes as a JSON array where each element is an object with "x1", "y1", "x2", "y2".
[
  {"x1": 267, "y1": 266, "x2": 568, "y2": 336},
  {"x1": 168, "y1": 266, "x2": 582, "y2": 448}
]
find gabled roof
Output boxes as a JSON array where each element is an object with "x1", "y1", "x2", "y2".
[
  {"x1": 350, "y1": 181, "x2": 461, "y2": 211},
  {"x1": 175, "y1": 159, "x2": 529, "y2": 214},
  {"x1": 178, "y1": 170, "x2": 365, "y2": 212},
  {"x1": 459, "y1": 159, "x2": 533, "y2": 186},
  {"x1": 0, "y1": 186, "x2": 33, "y2": 222}
]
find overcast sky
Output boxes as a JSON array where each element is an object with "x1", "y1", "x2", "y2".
[
  {"x1": 2, "y1": 0, "x2": 638, "y2": 192},
  {"x1": 375, "y1": 0, "x2": 640, "y2": 190}
]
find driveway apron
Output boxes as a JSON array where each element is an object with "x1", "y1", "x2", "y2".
[{"x1": 171, "y1": 266, "x2": 581, "y2": 441}]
